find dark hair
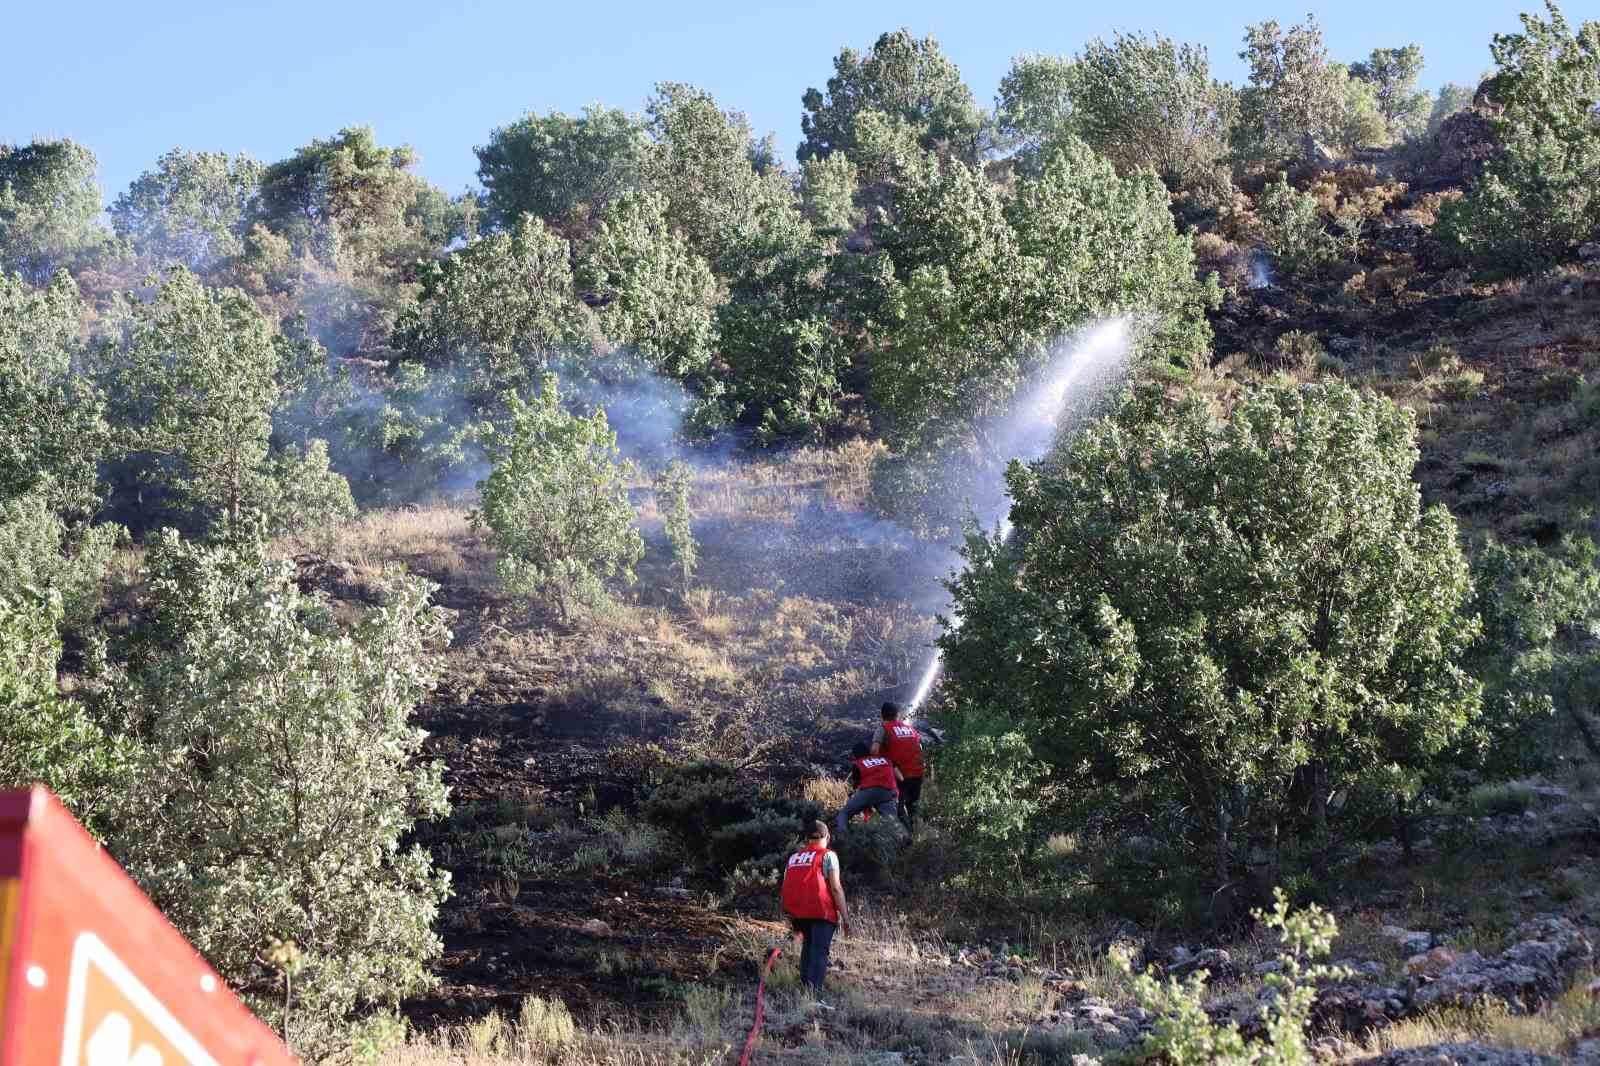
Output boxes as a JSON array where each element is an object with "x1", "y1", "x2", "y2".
[
  {"x1": 805, "y1": 819, "x2": 829, "y2": 841},
  {"x1": 852, "y1": 741, "x2": 870, "y2": 758},
  {"x1": 881, "y1": 701, "x2": 902, "y2": 720}
]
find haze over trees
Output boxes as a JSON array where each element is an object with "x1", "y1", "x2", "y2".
[{"x1": 2, "y1": 3, "x2": 1600, "y2": 1054}]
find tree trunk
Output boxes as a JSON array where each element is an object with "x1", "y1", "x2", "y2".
[
  {"x1": 1568, "y1": 704, "x2": 1600, "y2": 760},
  {"x1": 1216, "y1": 798, "x2": 1231, "y2": 885}
]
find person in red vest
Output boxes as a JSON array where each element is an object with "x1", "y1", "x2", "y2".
[
  {"x1": 871, "y1": 701, "x2": 926, "y2": 831},
  {"x1": 781, "y1": 819, "x2": 850, "y2": 995},
  {"x1": 834, "y1": 741, "x2": 901, "y2": 833}
]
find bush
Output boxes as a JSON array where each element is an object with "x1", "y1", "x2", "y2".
[
  {"x1": 941, "y1": 382, "x2": 1481, "y2": 883},
  {"x1": 831, "y1": 815, "x2": 906, "y2": 885},
  {"x1": 709, "y1": 811, "x2": 804, "y2": 871},
  {"x1": 108, "y1": 531, "x2": 452, "y2": 1056},
  {"x1": 1434, "y1": 5, "x2": 1600, "y2": 276},
  {"x1": 1256, "y1": 175, "x2": 1338, "y2": 278},
  {"x1": 476, "y1": 372, "x2": 643, "y2": 621},
  {"x1": 1465, "y1": 780, "x2": 1537, "y2": 816},
  {"x1": 1114, "y1": 889, "x2": 1349, "y2": 1065},
  {"x1": 1271, "y1": 330, "x2": 1325, "y2": 373},
  {"x1": 641, "y1": 760, "x2": 821, "y2": 869}
]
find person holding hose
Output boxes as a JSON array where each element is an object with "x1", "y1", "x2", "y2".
[
  {"x1": 871, "y1": 701, "x2": 926, "y2": 832},
  {"x1": 835, "y1": 741, "x2": 901, "y2": 833},
  {"x1": 781, "y1": 820, "x2": 849, "y2": 998}
]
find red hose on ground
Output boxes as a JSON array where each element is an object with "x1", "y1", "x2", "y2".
[{"x1": 738, "y1": 944, "x2": 785, "y2": 1066}]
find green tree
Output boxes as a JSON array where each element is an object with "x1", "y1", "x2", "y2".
[
  {"x1": 250, "y1": 127, "x2": 470, "y2": 354},
  {"x1": 1427, "y1": 83, "x2": 1476, "y2": 137},
  {"x1": 653, "y1": 460, "x2": 697, "y2": 595},
  {"x1": 799, "y1": 152, "x2": 859, "y2": 236},
  {"x1": 110, "y1": 530, "x2": 451, "y2": 1054},
  {"x1": 475, "y1": 106, "x2": 649, "y2": 232},
  {"x1": 1255, "y1": 174, "x2": 1339, "y2": 278},
  {"x1": 1435, "y1": 3, "x2": 1600, "y2": 276},
  {"x1": 998, "y1": 35, "x2": 1236, "y2": 187},
  {"x1": 1350, "y1": 45, "x2": 1432, "y2": 141},
  {"x1": 254, "y1": 126, "x2": 464, "y2": 274},
  {"x1": 0, "y1": 590, "x2": 126, "y2": 831},
  {"x1": 799, "y1": 29, "x2": 984, "y2": 164},
  {"x1": 940, "y1": 383, "x2": 1481, "y2": 881},
  {"x1": 1468, "y1": 535, "x2": 1600, "y2": 765},
  {"x1": 715, "y1": 189, "x2": 846, "y2": 440},
  {"x1": 110, "y1": 149, "x2": 263, "y2": 271},
  {"x1": 0, "y1": 140, "x2": 107, "y2": 285},
  {"x1": 476, "y1": 374, "x2": 644, "y2": 621},
  {"x1": 99, "y1": 269, "x2": 284, "y2": 527},
  {"x1": 1232, "y1": 17, "x2": 1352, "y2": 163},
  {"x1": 98, "y1": 268, "x2": 353, "y2": 534},
  {"x1": 643, "y1": 82, "x2": 778, "y2": 268},
  {"x1": 0, "y1": 269, "x2": 105, "y2": 515},
  {"x1": 575, "y1": 191, "x2": 721, "y2": 388},
  {"x1": 870, "y1": 139, "x2": 1215, "y2": 533},
  {"x1": 391, "y1": 215, "x2": 600, "y2": 405}
]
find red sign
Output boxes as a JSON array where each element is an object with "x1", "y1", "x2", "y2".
[{"x1": 0, "y1": 787, "x2": 296, "y2": 1066}]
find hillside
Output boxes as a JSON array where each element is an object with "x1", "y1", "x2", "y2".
[
  {"x1": 278, "y1": 185, "x2": 1600, "y2": 1060},
  {"x1": 6, "y1": 7, "x2": 1600, "y2": 1065}
]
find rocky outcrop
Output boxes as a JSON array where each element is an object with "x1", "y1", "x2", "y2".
[
  {"x1": 1409, "y1": 109, "x2": 1500, "y2": 191},
  {"x1": 1411, "y1": 916, "x2": 1592, "y2": 1013}
]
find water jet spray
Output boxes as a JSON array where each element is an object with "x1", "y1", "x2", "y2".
[{"x1": 905, "y1": 318, "x2": 1133, "y2": 714}]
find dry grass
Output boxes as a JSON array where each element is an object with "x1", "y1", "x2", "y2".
[{"x1": 1354, "y1": 971, "x2": 1600, "y2": 1059}]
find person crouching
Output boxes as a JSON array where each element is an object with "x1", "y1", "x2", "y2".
[
  {"x1": 834, "y1": 742, "x2": 901, "y2": 833},
  {"x1": 781, "y1": 820, "x2": 849, "y2": 997}
]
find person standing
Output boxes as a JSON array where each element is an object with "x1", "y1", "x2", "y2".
[
  {"x1": 835, "y1": 742, "x2": 901, "y2": 833},
  {"x1": 871, "y1": 701, "x2": 926, "y2": 831},
  {"x1": 781, "y1": 820, "x2": 849, "y2": 997}
]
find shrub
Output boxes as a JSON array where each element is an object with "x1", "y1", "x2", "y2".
[
  {"x1": 709, "y1": 811, "x2": 805, "y2": 871},
  {"x1": 108, "y1": 531, "x2": 452, "y2": 1056},
  {"x1": 1114, "y1": 889, "x2": 1350, "y2": 1065},
  {"x1": 1434, "y1": 5, "x2": 1600, "y2": 276},
  {"x1": 831, "y1": 815, "x2": 906, "y2": 885},
  {"x1": 1465, "y1": 780, "x2": 1536, "y2": 816},
  {"x1": 653, "y1": 459, "x2": 697, "y2": 595},
  {"x1": 476, "y1": 372, "x2": 643, "y2": 621},
  {"x1": 1256, "y1": 175, "x2": 1338, "y2": 278},
  {"x1": 941, "y1": 382, "x2": 1481, "y2": 883},
  {"x1": 1272, "y1": 330, "x2": 1325, "y2": 372}
]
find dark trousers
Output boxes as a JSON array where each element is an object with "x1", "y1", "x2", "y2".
[
  {"x1": 835, "y1": 786, "x2": 897, "y2": 832},
  {"x1": 791, "y1": 917, "x2": 837, "y2": 989},
  {"x1": 898, "y1": 775, "x2": 924, "y2": 829}
]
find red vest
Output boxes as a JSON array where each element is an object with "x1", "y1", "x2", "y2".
[
  {"x1": 883, "y1": 722, "x2": 925, "y2": 778},
  {"x1": 854, "y1": 755, "x2": 898, "y2": 794},
  {"x1": 781, "y1": 843, "x2": 838, "y2": 922}
]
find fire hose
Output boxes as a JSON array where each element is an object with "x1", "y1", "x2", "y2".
[{"x1": 737, "y1": 942, "x2": 785, "y2": 1066}]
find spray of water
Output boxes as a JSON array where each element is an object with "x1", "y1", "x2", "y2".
[{"x1": 906, "y1": 318, "x2": 1133, "y2": 712}]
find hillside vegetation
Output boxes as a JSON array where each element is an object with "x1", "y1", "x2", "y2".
[{"x1": 3, "y1": 6, "x2": 1600, "y2": 1065}]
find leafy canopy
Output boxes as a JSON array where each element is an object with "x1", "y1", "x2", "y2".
[
  {"x1": 799, "y1": 29, "x2": 983, "y2": 164},
  {"x1": 111, "y1": 149, "x2": 263, "y2": 271},
  {"x1": 109, "y1": 530, "x2": 452, "y2": 1054},
  {"x1": 475, "y1": 105, "x2": 650, "y2": 233},
  {"x1": 476, "y1": 374, "x2": 644, "y2": 621},
  {"x1": 1436, "y1": 3, "x2": 1600, "y2": 275},
  {"x1": 0, "y1": 140, "x2": 106, "y2": 286},
  {"x1": 940, "y1": 382, "x2": 1481, "y2": 873}
]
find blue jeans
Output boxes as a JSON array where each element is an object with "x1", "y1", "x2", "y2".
[
  {"x1": 835, "y1": 786, "x2": 898, "y2": 833},
  {"x1": 791, "y1": 918, "x2": 836, "y2": 989}
]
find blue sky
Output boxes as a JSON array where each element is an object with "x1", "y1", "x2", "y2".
[{"x1": 3, "y1": 0, "x2": 1525, "y2": 205}]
